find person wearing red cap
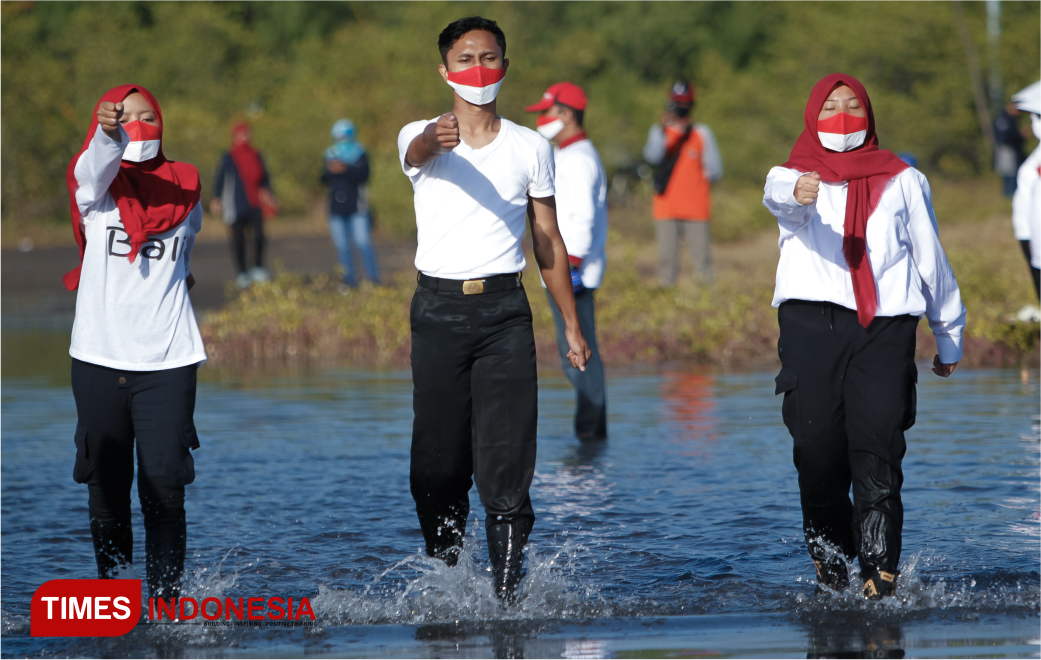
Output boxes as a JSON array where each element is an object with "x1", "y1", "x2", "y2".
[
  {"x1": 526, "y1": 82, "x2": 608, "y2": 440},
  {"x1": 764, "y1": 75, "x2": 964, "y2": 600},
  {"x1": 397, "y1": 17, "x2": 591, "y2": 603},
  {"x1": 643, "y1": 80, "x2": 723, "y2": 286}
]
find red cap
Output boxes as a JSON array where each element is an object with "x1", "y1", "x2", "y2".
[
  {"x1": 669, "y1": 80, "x2": 695, "y2": 105},
  {"x1": 525, "y1": 82, "x2": 588, "y2": 112}
]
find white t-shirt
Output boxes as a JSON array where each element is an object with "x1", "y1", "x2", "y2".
[
  {"x1": 69, "y1": 125, "x2": 207, "y2": 371},
  {"x1": 397, "y1": 117, "x2": 555, "y2": 279},
  {"x1": 763, "y1": 166, "x2": 966, "y2": 364},
  {"x1": 554, "y1": 138, "x2": 609, "y2": 289}
]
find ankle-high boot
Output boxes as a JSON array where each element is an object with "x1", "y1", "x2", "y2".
[{"x1": 486, "y1": 516, "x2": 533, "y2": 603}]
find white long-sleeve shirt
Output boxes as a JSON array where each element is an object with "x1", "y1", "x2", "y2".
[
  {"x1": 553, "y1": 137, "x2": 608, "y2": 289},
  {"x1": 763, "y1": 166, "x2": 966, "y2": 364},
  {"x1": 1011, "y1": 144, "x2": 1041, "y2": 268},
  {"x1": 69, "y1": 125, "x2": 206, "y2": 371}
]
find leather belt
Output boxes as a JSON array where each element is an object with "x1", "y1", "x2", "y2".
[{"x1": 417, "y1": 272, "x2": 521, "y2": 295}]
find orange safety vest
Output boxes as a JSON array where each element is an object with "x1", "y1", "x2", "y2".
[{"x1": 652, "y1": 125, "x2": 712, "y2": 221}]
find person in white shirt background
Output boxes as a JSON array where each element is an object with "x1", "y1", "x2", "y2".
[
  {"x1": 763, "y1": 74, "x2": 965, "y2": 601},
  {"x1": 397, "y1": 17, "x2": 591, "y2": 603},
  {"x1": 1009, "y1": 80, "x2": 1041, "y2": 319},
  {"x1": 63, "y1": 84, "x2": 206, "y2": 601},
  {"x1": 525, "y1": 82, "x2": 609, "y2": 441}
]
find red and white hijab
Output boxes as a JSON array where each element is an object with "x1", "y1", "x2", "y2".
[{"x1": 64, "y1": 84, "x2": 200, "y2": 291}]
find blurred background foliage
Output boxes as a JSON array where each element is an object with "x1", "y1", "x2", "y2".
[{"x1": 2, "y1": 1, "x2": 1039, "y2": 237}]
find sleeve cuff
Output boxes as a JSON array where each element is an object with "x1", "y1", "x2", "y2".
[
  {"x1": 528, "y1": 187, "x2": 555, "y2": 198},
  {"x1": 934, "y1": 333, "x2": 963, "y2": 364}
]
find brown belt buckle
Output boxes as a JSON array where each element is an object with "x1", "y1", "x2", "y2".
[{"x1": 462, "y1": 279, "x2": 485, "y2": 295}]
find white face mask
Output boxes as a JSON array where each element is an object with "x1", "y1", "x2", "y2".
[
  {"x1": 816, "y1": 112, "x2": 869, "y2": 152},
  {"x1": 445, "y1": 66, "x2": 506, "y2": 106},
  {"x1": 121, "y1": 120, "x2": 162, "y2": 162},
  {"x1": 1031, "y1": 114, "x2": 1041, "y2": 140},
  {"x1": 536, "y1": 116, "x2": 564, "y2": 141}
]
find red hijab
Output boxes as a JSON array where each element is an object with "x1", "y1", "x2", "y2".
[
  {"x1": 64, "y1": 84, "x2": 201, "y2": 291},
  {"x1": 229, "y1": 122, "x2": 265, "y2": 210},
  {"x1": 782, "y1": 73, "x2": 909, "y2": 327}
]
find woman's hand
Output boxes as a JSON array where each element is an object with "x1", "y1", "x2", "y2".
[
  {"x1": 931, "y1": 354, "x2": 958, "y2": 378},
  {"x1": 326, "y1": 159, "x2": 348, "y2": 174},
  {"x1": 97, "y1": 102, "x2": 124, "y2": 141},
  {"x1": 209, "y1": 199, "x2": 222, "y2": 218},
  {"x1": 794, "y1": 171, "x2": 821, "y2": 205}
]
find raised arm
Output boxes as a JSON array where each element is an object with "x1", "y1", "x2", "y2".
[
  {"x1": 904, "y1": 171, "x2": 965, "y2": 375},
  {"x1": 73, "y1": 103, "x2": 129, "y2": 217},
  {"x1": 762, "y1": 166, "x2": 818, "y2": 239},
  {"x1": 643, "y1": 124, "x2": 666, "y2": 165},
  {"x1": 529, "y1": 195, "x2": 591, "y2": 370},
  {"x1": 404, "y1": 113, "x2": 461, "y2": 169}
]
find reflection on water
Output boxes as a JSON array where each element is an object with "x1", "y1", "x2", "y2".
[{"x1": 1, "y1": 329, "x2": 1038, "y2": 657}]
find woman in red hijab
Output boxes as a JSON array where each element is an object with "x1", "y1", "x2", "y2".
[
  {"x1": 65, "y1": 84, "x2": 204, "y2": 602},
  {"x1": 211, "y1": 122, "x2": 275, "y2": 288},
  {"x1": 763, "y1": 74, "x2": 966, "y2": 600}
]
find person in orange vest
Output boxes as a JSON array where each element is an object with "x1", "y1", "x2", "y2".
[{"x1": 643, "y1": 80, "x2": 723, "y2": 286}]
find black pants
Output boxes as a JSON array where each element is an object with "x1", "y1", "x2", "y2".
[
  {"x1": 231, "y1": 208, "x2": 265, "y2": 274},
  {"x1": 1019, "y1": 239, "x2": 1040, "y2": 300},
  {"x1": 409, "y1": 276, "x2": 538, "y2": 559},
  {"x1": 775, "y1": 301, "x2": 918, "y2": 575},
  {"x1": 71, "y1": 359, "x2": 200, "y2": 598},
  {"x1": 546, "y1": 288, "x2": 607, "y2": 439}
]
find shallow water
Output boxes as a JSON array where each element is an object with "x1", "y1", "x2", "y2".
[{"x1": 1, "y1": 331, "x2": 1039, "y2": 657}]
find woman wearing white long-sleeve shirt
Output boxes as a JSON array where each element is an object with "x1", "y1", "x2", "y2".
[
  {"x1": 763, "y1": 74, "x2": 965, "y2": 600},
  {"x1": 64, "y1": 85, "x2": 204, "y2": 601}
]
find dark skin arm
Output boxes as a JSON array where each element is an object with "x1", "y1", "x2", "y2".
[
  {"x1": 528, "y1": 196, "x2": 591, "y2": 370},
  {"x1": 186, "y1": 273, "x2": 195, "y2": 291}
]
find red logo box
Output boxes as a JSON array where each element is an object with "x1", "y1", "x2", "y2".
[{"x1": 31, "y1": 579, "x2": 141, "y2": 637}]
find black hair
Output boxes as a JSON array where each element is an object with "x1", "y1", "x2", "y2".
[
  {"x1": 438, "y1": 17, "x2": 506, "y2": 65},
  {"x1": 555, "y1": 103, "x2": 584, "y2": 127}
]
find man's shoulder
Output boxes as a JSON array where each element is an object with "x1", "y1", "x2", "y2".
[{"x1": 501, "y1": 118, "x2": 544, "y2": 148}]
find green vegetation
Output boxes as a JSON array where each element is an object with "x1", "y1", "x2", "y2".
[
  {"x1": 3, "y1": 1, "x2": 1039, "y2": 239},
  {"x1": 201, "y1": 183, "x2": 1039, "y2": 369}
]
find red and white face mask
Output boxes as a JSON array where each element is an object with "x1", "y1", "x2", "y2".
[
  {"x1": 445, "y1": 66, "x2": 506, "y2": 106},
  {"x1": 817, "y1": 112, "x2": 868, "y2": 152},
  {"x1": 121, "y1": 121, "x2": 162, "y2": 162},
  {"x1": 536, "y1": 115, "x2": 564, "y2": 140}
]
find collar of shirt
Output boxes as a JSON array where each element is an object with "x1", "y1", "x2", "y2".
[{"x1": 558, "y1": 131, "x2": 588, "y2": 150}]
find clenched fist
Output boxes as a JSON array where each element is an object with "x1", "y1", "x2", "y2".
[
  {"x1": 425, "y1": 112, "x2": 461, "y2": 153},
  {"x1": 97, "y1": 102, "x2": 124, "y2": 139},
  {"x1": 794, "y1": 171, "x2": 821, "y2": 205}
]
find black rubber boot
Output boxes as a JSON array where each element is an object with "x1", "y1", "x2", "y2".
[
  {"x1": 813, "y1": 557, "x2": 850, "y2": 593},
  {"x1": 486, "y1": 516, "x2": 533, "y2": 604},
  {"x1": 862, "y1": 567, "x2": 899, "y2": 600},
  {"x1": 90, "y1": 518, "x2": 134, "y2": 579}
]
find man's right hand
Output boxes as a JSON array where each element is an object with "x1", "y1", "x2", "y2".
[
  {"x1": 97, "y1": 102, "x2": 124, "y2": 140},
  {"x1": 427, "y1": 112, "x2": 461, "y2": 153},
  {"x1": 794, "y1": 171, "x2": 820, "y2": 205}
]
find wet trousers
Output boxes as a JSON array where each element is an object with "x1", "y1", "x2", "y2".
[
  {"x1": 71, "y1": 359, "x2": 200, "y2": 598},
  {"x1": 409, "y1": 275, "x2": 538, "y2": 560},
  {"x1": 775, "y1": 301, "x2": 918, "y2": 575},
  {"x1": 546, "y1": 288, "x2": 607, "y2": 439}
]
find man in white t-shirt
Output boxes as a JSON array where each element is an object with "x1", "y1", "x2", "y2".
[
  {"x1": 397, "y1": 16, "x2": 590, "y2": 603},
  {"x1": 525, "y1": 82, "x2": 609, "y2": 440},
  {"x1": 1010, "y1": 80, "x2": 1041, "y2": 317}
]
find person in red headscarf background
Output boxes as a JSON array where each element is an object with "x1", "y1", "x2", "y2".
[
  {"x1": 211, "y1": 123, "x2": 275, "y2": 289},
  {"x1": 64, "y1": 84, "x2": 205, "y2": 601},
  {"x1": 763, "y1": 74, "x2": 966, "y2": 600}
]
